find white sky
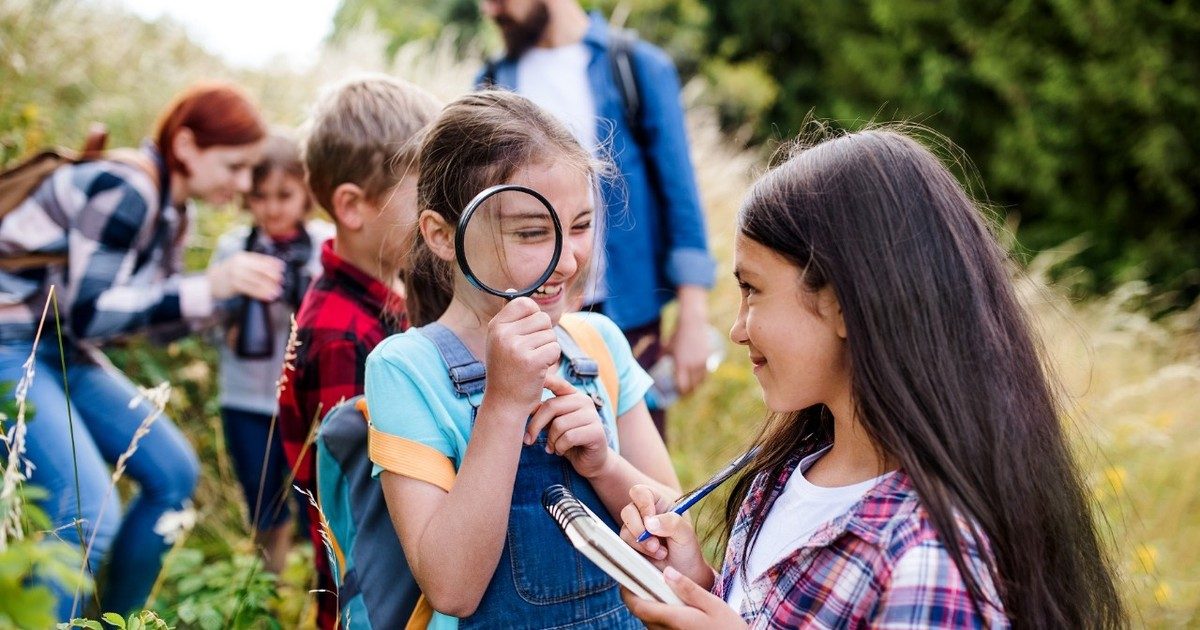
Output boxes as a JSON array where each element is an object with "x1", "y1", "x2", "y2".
[{"x1": 117, "y1": 0, "x2": 341, "y2": 69}]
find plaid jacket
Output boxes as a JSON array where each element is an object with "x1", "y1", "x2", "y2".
[
  {"x1": 0, "y1": 146, "x2": 210, "y2": 344},
  {"x1": 276, "y1": 239, "x2": 405, "y2": 629},
  {"x1": 714, "y1": 455, "x2": 1009, "y2": 629}
]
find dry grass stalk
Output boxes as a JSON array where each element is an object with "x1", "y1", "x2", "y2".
[
  {"x1": 71, "y1": 380, "x2": 173, "y2": 614},
  {"x1": 0, "y1": 286, "x2": 58, "y2": 548}
]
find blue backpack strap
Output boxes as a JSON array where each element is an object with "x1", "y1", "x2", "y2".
[
  {"x1": 555, "y1": 326, "x2": 599, "y2": 385},
  {"x1": 418, "y1": 322, "x2": 487, "y2": 397}
]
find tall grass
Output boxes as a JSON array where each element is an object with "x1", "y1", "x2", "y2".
[{"x1": 2, "y1": 1, "x2": 1198, "y2": 627}]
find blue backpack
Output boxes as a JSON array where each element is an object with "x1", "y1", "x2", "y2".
[{"x1": 316, "y1": 395, "x2": 421, "y2": 629}]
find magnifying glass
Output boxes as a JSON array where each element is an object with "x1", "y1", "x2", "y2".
[{"x1": 455, "y1": 184, "x2": 563, "y2": 300}]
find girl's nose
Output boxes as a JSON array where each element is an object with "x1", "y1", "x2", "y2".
[
  {"x1": 730, "y1": 313, "x2": 749, "y2": 346},
  {"x1": 555, "y1": 236, "x2": 581, "y2": 278}
]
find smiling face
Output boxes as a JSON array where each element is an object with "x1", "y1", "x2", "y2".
[
  {"x1": 458, "y1": 159, "x2": 594, "y2": 323},
  {"x1": 731, "y1": 233, "x2": 851, "y2": 414},
  {"x1": 177, "y1": 136, "x2": 264, "y2": 206},
  {"x1": 246, "y1": 169, "x2": 309, "y2": 240}
]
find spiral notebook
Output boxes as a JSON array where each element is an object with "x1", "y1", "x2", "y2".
[{"x1": 541, "y1": 484, "x2": 683, "y2": 605}]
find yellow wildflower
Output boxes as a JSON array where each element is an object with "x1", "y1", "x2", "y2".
[{"x1": 1154, "y1": 581, "x2": 1171, "y2": 604}]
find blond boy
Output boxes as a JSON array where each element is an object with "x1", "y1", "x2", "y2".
[{"x1": 277, "y1": 75, "x2": 439, "y2": 629}]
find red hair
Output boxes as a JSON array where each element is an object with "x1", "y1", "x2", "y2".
[{"x1": 155, "y1": 81, "x2": 267, "y2": 175}]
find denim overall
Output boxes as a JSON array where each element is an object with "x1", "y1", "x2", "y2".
[{"x1": 419, "y1": 323, "x2": 644, "y2": 629}]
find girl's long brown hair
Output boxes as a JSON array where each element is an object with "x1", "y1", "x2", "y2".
[{"x1": 722, "y1": 127, "x2": 1125, "y2": 628}]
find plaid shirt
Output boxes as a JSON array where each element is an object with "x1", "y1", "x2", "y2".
[
  {"x1": 277, "y1": 239, "x2": 405, "y2": 629},
  {"x1": 0, "y1": 146, "x2": 210, "y2": 344},
  {"x1": 714, "y1": 454, "x2": 1009, "y2": 629}
]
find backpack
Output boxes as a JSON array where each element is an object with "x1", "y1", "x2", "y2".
[
  {"x1": 0, "y1": 124, "x2": 159, "y2": 272},
  {"x1": 481, "y1": 26, "x2": 646, "y2": 147},
  {"x1": 316, "y1": 314, "x2": 620, "y2": 629}
]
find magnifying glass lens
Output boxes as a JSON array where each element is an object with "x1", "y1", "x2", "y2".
[{"x1": 458, "y1": 186, "x2": 562, "y2": 299}]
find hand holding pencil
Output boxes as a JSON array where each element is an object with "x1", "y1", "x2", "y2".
[
  {"x1": 618, "y1": 447, "x2": 761, "y2": 590},
  {"x1": 636, "y1": 446, "x2": 761, "y2": 542}
]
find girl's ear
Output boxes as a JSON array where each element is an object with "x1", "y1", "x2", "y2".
[
  {"x1": 419, "y1": 209, "x2": 456, "y2": 262},
  {"x1": 331, "y1": 183, "x2": 367, "y2": 230},
  {"x1": 818, "y1": 287, "x2": 848, "y2": 340}
]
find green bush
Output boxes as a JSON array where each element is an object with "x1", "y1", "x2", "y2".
[{"x1": 707, "y1": 0, "x2": 1200, "y2": 302}]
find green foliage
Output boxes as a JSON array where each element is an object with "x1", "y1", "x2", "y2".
[
  {"x1": 0, "y1": 538, "x2": 90, "y2": 629},
  {"x1": 708, "y1": 0, "x2": 1200, "y2": 301},
  {"x1": 59, "y1": 610, "x2": 173, "y2": 630},
  {"x1": 331, "y1": 0, "x2": 482, "y2": 56},
  {"x1": 0, "y1": 0, "x2": 226, "y2": 164},
  {"x1": 148, "y1": 548, "x2": 279, "y2": 630}
]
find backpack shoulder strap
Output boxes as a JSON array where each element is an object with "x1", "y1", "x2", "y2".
[
  {"x1": 558, "y1": 313, "x2": 620, "y2": 412},
  {"x1": 104, "y1": 148, "x2": 159, "y2": 186},
  {"x1": 0, "y1": 149, "x2": 80, "y2": 271},
  {"x1": 607, "y1": 26, "x2": 644, "y2": 145}
]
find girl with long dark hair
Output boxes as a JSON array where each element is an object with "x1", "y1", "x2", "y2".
[{"x1": 618, "y1": 128, "x2": 1125, "y2": 628}]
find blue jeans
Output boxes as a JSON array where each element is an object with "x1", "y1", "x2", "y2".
[
  {"x1": 0, "y1": 340, "x2": 199, "y2": 621},
  {"x1": 220, "y1": 406, "x2": 296, "y2": 532}
]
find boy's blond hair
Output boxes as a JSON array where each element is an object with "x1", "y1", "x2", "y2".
[{"x1": 302, "y1": 74, "x2": 441, "y2": 215}]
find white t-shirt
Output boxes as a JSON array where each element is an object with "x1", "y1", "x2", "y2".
[
  {"x1": 516, "y1": 43, "x2": 608, "y2": 303},
  {"x1": 725, "y1": 447, "x2": 892, "y2": 614},
  {"x1": 516, "y1": 43, "x2": 598, "y2": 156}
]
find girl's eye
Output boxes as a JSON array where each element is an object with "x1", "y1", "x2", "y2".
[
  {"x1": 514, "y1": 229, "x2": 550, "y2": 240},
  {"x1": 571, "y1": 221, "x2": 593, "y2": 232},
  {"x1": 738, "y1": 282, "x2": 756, "y2": 297}
]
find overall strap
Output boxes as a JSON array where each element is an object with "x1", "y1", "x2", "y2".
[
  {"x1": 418, "y1": 322, "x2": 486, "y2": 397},
  {"x1": 558, "y1": 314, "x2": 620, "y2": 409},
  {"x1": 555, "y1": 326, "x2": 599, "y2": 385}
]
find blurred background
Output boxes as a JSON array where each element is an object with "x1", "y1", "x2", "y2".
[{"x1": 1, "y1": 0, "x2": 1197, "y2": 627}]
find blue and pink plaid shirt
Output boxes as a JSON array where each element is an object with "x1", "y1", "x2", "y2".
[{"x1": 714, "y1": 453, "x2": 1010, "y2": 628}]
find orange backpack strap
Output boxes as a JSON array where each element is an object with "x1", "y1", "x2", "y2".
[{"x1": 558, "y1": 313, "x2": 620, "y2": 413}]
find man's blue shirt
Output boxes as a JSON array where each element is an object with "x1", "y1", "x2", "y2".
[{"x1": 476, "y1": 13, "x2": 716, "y2": 330}]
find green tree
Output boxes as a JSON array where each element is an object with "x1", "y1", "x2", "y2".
[{"x1": 708, "y1": 0, "x2": 1200, "y2": 301}]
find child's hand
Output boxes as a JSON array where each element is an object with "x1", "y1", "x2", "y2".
[
  {"x1": 485, "y1": 297, "x2": 560, "y2": 414},
  {"x1": 620, "y1": 568, "x2": 748, "y2": 630},
  {"x1": 209, "y1": 252, "x2": 284, "y2": 301},
  {"x1": 619, "y1": 485, "x2": 712, "y2": 587},
  {"x1": 525, "y1": 374, "x2": 611, "y2": 477}
]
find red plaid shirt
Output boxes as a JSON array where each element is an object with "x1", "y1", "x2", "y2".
[
  {"x1": 714, "y1": 453, "x2": 1009, "y2": 628},
  {"x1": 278, "y1": 239, "x2": 405, "y2": 629}
]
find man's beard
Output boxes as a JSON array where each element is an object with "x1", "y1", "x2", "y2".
[{"x1": 497, "y1": 1, "x2": 550, "y2": 58}]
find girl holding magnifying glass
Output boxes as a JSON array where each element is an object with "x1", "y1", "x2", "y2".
[{"x1": 364, "y1": 91, "x2": 680, "y2": 629}]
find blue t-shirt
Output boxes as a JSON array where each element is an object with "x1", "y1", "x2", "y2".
[
  {"x1": 364, "y1": 311, "x2": 652, "y2": 629},
  {"x1": 366, "y1": 311, "x2": 651, "y2": 475}
]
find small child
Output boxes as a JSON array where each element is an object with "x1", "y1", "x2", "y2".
[
  {"x1": 209, "y1": 132, "x2": 333, "y2": 574},
  {"x1": 276, "y1": 75, "x2": 441, "y2": 630},
  {"x1": 618, "y1": 129, "x2": 1125, "y2": 628},
  {"x1": 365, "y1": 91, "x2": 680, "y2": 629}
]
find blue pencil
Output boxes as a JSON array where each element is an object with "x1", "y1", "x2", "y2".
[{"x1": 636, "y1": 446, "x2": 761, "y2": 543}]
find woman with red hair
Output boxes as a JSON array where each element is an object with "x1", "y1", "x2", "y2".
[{"x1": 0, "y1": 81, "x2": 284, "y2": 620}]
